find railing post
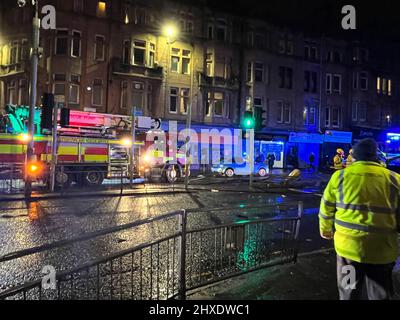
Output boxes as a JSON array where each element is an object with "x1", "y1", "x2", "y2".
[
  {"x1": 293, "y1": 201, "x2": 304, "y2": 263},
  {"x1": 120, "y1": 166, "x2": 123, "y2": 195},
  {"x1": 178, "y1": 209, "x2": 187, "y2": 300}
]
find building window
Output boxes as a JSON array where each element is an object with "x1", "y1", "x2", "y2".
[
  {"x1": 206, "y1": 91, "x2": 224, "y2": 116},
  {"x1": 359, "y1": 72, "x2": 368, "y2": 91},
  {"x1": 132, "y1": 82, "x2": 144, "y2": 109},
  {"x1": 331, "y1": 107, "x2": 340, "y2": 127},
  {"x1": 214, "y1": 92, "x2": 224, "y2": 116},
  {"x1": 71, "y1": 31, "x2": 81, "y2": 58},
  {"x1": 216, "y1": 20, "x2": 227, "y2": 42},
  {"x1": 69, "y1": 84, "x2": 79, "y2": 104},
  {"x1": 247, "y1": 32, "x2": 254, "y2": 48},
  {"x1": 9, "y1": 41, "x2": 18, "y2": 65},
  {"x1": 304, "y1": 71, "x2": 317, "y2": 93},
  {"x1": 278, "y1": 67, "x2": 293, "y2": 89},
  {"x1": 55, "y1": 29, "x2": 68, "y2": 55},
  {"x1": 171, "y1": 48, "x2": 191, "y2": 74},
  {"x1": 305, "y1": 45, "x2": 318, "y2": 60},
  {"x1": 7, "y1": 81, "x2": 16, "y2": 104},
  {"x1": 378, "y1": 78, "x2": 393, "y2": 96},
  {"x1": 96, "y1": 1, "x2": 107, "y2": 18},
  {"x1": 120, "y1": 81, "x2": 128, "y2": 109},
  {"x1": 214, "y1": 56, "x2": 225, "y2": 78},
  {"x1": 94, "y1": 35, "x2": 105, "y2": 61},
  {"x1": 92, "y1": 79, "x2": 103, "y2": 106},
  {"x1": 351, "y1": 102, "x2": 358, "y2": 121},
  {"x1": 53, "y1": 75, "x2": 66, "y2": 101},
  {"x1": 277, "y1": 101, "x2": 291, "y2": 124},
  {"x1": 20, "y1": 39, "x2": 28, "y2": 61},
  {"x1": 254, "y1": 63, "x2": 264, "y2": 82},
  {"x1": 171, "y1": 48, "x2": 180, "y2": 73},
  {"x1": 149, "y1": 43, "x2": 155, "y2": 68},
  {"x1": 132, "y1": 40, "x2": 145, "y2": 66},
  {"x1": 325, "y1": 107, "x2": 330, "y2": 127},
  {"x1": 73, "y1": 0, "x2": 84, "y2": 12},
  {"x1": 122, "y1": 40, "x2": 131, "y2": 64},
  {"x1": 247, "y1": 62, "x2": 253, "y2": 83},
  {"x1": 304, "y1": 106, "x2": 316, "y2": 126},
  {"x1": 388, "y1": 79, "x2": 392, "y2": 96},
  {"x1": 207, "y1": 24, "x2": 214, "y2": 40},
  {"x1": 326, "y1": 74, "x2": 342, "y2": 94},
  {"x1": 180, "y1": 88, "x2": 190, "y2": 114},
  {"x1": 182, "y1": 50, "x2": 191, "y2": 75},
  {"x1": 325, "y1": 106, "x2": 340, "y2": 127},
  {"x1": 18, "y1": 79, "x2": 28, "y2": 105},
  {"x1": 169, "y1": 87, "x2": 178, "y2": 113},
  {"x1": 206, "y1": 52, "x2": 213, "y2": 77},
  {"x1": 359, "y1": 102, "x2": 367, "y2": 122},
  {"x1": 352, "y1": 72, "x2": 358, "y2": 90}
]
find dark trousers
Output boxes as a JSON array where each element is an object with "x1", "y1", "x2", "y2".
[{"x1": 337, "y1": 255, "x2": 395, "y2": 300}]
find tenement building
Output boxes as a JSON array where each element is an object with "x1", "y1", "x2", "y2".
[{"x1": 1, "y1": 0, "x2": 400, "y2": 168}]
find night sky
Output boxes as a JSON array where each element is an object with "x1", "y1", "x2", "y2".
[
  {"x1": 191, "y1": 0, "x2": 400, "y2": 43},
  {"x1": 2, "y1": 0, "x2": 400, "y2": 42}
]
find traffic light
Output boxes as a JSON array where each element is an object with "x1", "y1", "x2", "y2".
[
  {"x1": 242, "y1": 111, "x2": 255, "y2": 129},
  {"x1": 60, "y1": 108, "x2": 70, "y2": 127},
  {"x1": 254, "y1": 106, "x2": 266, "y2": 131},
  {"x1": 40, "y1": 93, "x2": 54, "y2": 131}
]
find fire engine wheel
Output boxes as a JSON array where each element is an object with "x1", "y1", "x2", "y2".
[
  {"x1": 55, "y1": 170, "x2": 72, "y2": 189},
  {"x1": 83, "y1": 169, "x2": 104, "y2": 187},
  {"x1": 225, "y1": 168, "x2": 235, "y2": 177},
  {"x1": 258, "y1": 168, "x2": 267, "y2": 177}
]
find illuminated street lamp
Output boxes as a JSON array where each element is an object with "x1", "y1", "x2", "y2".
[{"x1": 162, "y1": 23, "x2": 178, "y2": 41}]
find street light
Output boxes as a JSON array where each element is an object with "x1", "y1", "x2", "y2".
[{"x1": 162, "y1": 23, "x2": 178, "y2": 41}]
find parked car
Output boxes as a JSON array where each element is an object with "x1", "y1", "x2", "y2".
[{"x1": 211, "y1": 159, "x2": 268, "y2": 177}]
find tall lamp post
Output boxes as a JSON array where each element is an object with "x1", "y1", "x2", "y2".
[{"x1": 21, "y1": 0, "x2": 40, "y2": 197}]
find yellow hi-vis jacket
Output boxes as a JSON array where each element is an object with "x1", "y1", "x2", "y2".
[
  {"x1": 333, "y1": 155, "x2": 344, "y2": 170},
  {"x1": 319, "y1": 161, "x2": 400, "y2": 264}
]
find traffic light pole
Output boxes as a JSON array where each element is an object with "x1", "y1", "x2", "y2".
[
  {"x1": 130, "y1": 106, "x2": 136, "y2": 185},
  {"x1": 184, "y1": 103, "x2": 192, "y2": 190},
  {"x1": 49, "y1": 103, "x2": 59, "y2": 192},
  {"x1": 249, "y1": 112, "x2": 255, "y2": 188},
  {"x1": 25, "y1": 1, "x2": 40, "y2": 198}
]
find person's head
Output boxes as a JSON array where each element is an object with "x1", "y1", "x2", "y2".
[
  {"x1": 352, "y1": 138, "x2": 379, "y2": 162},
  {"x1": 349, "y1": 149, "x2": 353, "y2": 155},
  {"x1": 336, "y1": 148, "x2": 344, "y2": 155}
]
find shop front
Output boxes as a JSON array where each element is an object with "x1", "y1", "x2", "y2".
[{"x1": 288, "y1": 132, "x2": 324, "y2": 169}]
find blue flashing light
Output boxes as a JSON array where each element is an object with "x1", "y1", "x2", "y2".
[{"x1": 386, "y1": 140, "x2": 392, "y2": 144}]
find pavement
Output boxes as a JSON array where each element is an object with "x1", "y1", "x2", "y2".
[{"x1": 188, "y1": 249, "x2": 400, "y2": 300}]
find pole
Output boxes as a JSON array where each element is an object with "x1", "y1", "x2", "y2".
[
  {"x1": 130, "y1": 106, "x2": 136, "y2": 185},
  {"x1": 184, "y1": 103, "x2": 192, "y2": 190},
  {"x1": 249, "y1": 128, "x2": 254, "y2": 188},
  {"x1": 49, "y1": 103, "x2": 59, "y2": 192},
  {"x1": 25, "y1": 1, "x2": 40, "y2": 197}
]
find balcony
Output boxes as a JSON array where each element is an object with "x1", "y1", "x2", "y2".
[
  {"x1": 198, "y1": 72, "x2": 239, "y2": 90},
  {"x1": 0, "y1": 61, "x2": 27, "y2": 77},
  {"x1": 111, "y1": 57, "x2": 163, "y2": 80}
]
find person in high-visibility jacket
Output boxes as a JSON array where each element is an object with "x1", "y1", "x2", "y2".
[
  {"x1": 320, "y1": 138, "x2": 400, "y2": 300},
  {"x1": 333, "y1": 148, "x2": 345, "y2": 170},
  {"x1": 346, "y1": 149, "x2": 355, "y2": 166}
]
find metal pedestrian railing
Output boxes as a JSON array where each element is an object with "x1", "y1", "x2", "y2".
[{"x1": 0, "y1": 202, "x2": 303, "y2": 300}]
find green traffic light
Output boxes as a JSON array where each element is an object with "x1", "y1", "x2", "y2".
[{"x1": 243, "y1": 116, "x2": 255, "y2": 129}]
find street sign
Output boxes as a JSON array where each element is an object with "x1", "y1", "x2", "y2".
[
  {"x1": 134, "y1": 109, "x2": 143, "y2": 117},
  {"x1": 136, "y1": 116, "x2": 152, "y2": 129}
]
